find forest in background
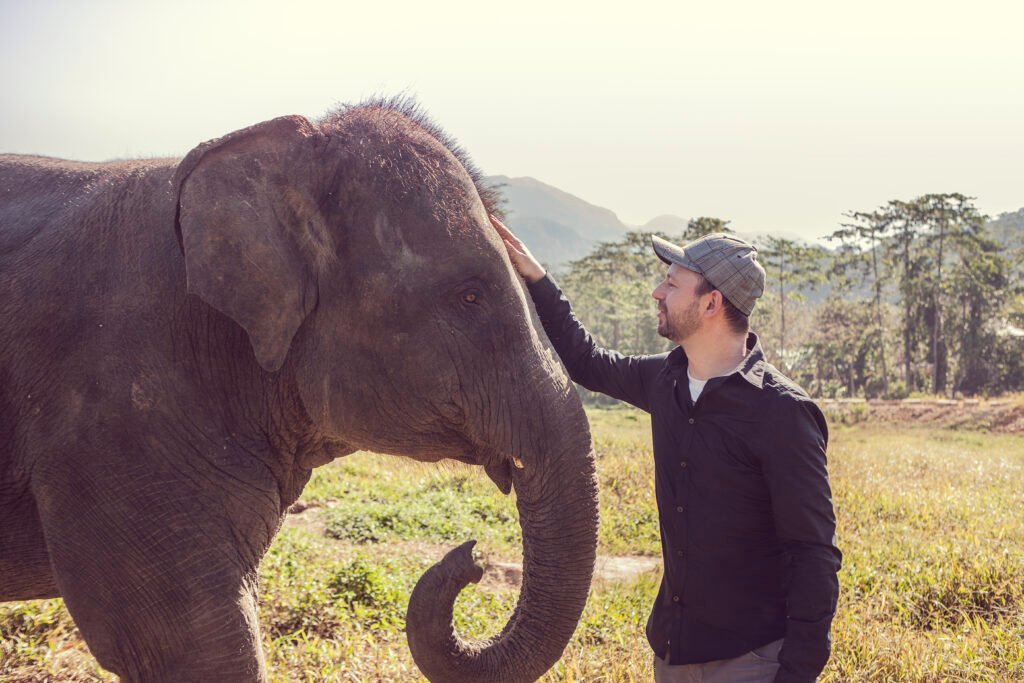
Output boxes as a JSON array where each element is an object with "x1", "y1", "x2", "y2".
[{"x1": 556, "y1": 194, "x2": 1024, "y2": 399}]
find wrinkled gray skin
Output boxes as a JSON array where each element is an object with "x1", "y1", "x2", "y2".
[{"x1": 0, "y1": 102, "x2": 599, "y2": 683}]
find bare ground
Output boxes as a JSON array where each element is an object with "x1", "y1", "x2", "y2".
[{"x1": 823, "y1": 397, "x2": 1024, "y2": 433}]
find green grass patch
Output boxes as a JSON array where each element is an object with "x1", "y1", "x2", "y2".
[{"x1": 322, "y1": 474, "x2": 519, "y2": 550}]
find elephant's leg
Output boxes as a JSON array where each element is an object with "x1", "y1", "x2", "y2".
[
  {"x1": 0, "y1": 490, "x2": 59, "y2": 600},
  {"x1": 33, "y1": 460, "x2": 278, "y2": 682}
]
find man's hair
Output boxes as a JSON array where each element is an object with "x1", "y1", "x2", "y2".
[{"x1": 695, "y1": 276, "x2": 750, "y2": 335}]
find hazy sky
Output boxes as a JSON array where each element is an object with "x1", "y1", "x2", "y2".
[{"x1": 2, "y1": 0, "x2": 1022, "y2": 242}]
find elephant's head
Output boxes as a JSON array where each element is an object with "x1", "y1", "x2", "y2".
[{"x1": 171, "y1": 99, "x2": 599, "y2": 682}]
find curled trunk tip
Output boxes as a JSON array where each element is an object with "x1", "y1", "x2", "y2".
[
  {"x1": 406, "y1": 540, "x2": 488, "y2": 682},
  {"x1": 405, "y1": 448, "x2": 599, "y2": 683},
  {"x1": 431, "y1": 540, "x2": 485, "y2": 587}
]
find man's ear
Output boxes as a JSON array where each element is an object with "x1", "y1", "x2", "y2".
[
  {"x1": 706, "y1": 291, "x2": 720, "y2": 313},
  {"x1": 172, "y1": 116, "x2": 326, "y2": 372}
]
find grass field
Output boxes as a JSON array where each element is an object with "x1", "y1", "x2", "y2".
[{"x1": 2, "y1": 408, "x2": 1023, "y2": 682}]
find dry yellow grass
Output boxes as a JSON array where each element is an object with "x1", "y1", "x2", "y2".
[{"x1": 3, "y1": 409, "x2": 1023, "y2": 681}]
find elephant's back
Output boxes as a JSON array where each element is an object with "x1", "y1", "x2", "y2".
[
  {"x1": 0, "y1": 155, "x2": 178, "y2": 258},
  {"x1": 0, "y1": 154, "x2": 183, "y2": 370},
  {"x1": 1, "y1": 155, "x2": 106, "y2": 255}
]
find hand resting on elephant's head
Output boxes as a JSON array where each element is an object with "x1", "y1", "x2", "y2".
[{"x1": 0, "y1": 97, "x2": 598, "y2": 683}]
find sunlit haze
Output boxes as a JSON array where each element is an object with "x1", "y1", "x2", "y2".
[{"x1": 2, "y1": 0, "x2": 1021, "y2": 242}]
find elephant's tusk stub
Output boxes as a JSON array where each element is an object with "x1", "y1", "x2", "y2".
[{"x1": 512, "y1": 456, "x2": 525, "y2": 469}]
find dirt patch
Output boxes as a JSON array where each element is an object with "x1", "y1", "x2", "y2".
[
  {"x1": 284, "y1": 500, "x2": 332, "y2": 536},
  {"x1": 823, "y1": 398, "x2": 1024, "y2": 433},
  {"x1": 483, "y1": 561, "x2": 525, "y2": 590},
  {"x1": 481, "y1": 556, "x2": 660, "y2": 590},
  {"x1": 595, "y1": 555, "x2": 661, "y2": 581}
]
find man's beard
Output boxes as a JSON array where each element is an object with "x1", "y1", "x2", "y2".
[{"x1": 657, "y1": 298, "x2": 702, "y2": 343}]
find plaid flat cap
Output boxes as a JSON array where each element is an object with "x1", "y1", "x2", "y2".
[{"x1": 652, "y1": 232, "x2": 766, "y2": 316}]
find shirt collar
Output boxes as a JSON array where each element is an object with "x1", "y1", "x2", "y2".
[
  {"x1": 736, "y1": 332, "x2": 767, "y2": 389},
  {"x1": 666, "y1": 332, "x2": 767, "y2": 389}
]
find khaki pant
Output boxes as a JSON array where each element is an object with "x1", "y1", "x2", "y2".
[{"x1": 653, "y1": 639, "x2": 783, "y2": 683}]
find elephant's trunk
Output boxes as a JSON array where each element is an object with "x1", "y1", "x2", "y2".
[{"x1": 405, "y1": 403, "x2": 599, "y2": 683}]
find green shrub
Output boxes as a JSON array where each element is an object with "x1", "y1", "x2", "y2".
[{"x1": 327, "y1": 556, "x2": 404, "y2": 627}]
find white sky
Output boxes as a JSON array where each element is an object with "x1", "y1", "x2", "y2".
[{"x1": 2, "y1": 0, "x2": 1022, "y2": 242}]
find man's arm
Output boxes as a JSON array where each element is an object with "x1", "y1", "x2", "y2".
[
  {"x1": 490, "y1": 215, "x2": 660, "y2": 412},
  {"x1": 762, "y1": 397, "x2": 842, "y2": 683}
]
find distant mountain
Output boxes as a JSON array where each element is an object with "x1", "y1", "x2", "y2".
[
  {"x1": 640, "y1": 214, "x2": 814, "y2": 248},
  {"x1": 642, "y1": 214, "x2": 690, "y2": 233},
  {"x1": 486, "y1": 175, "x2": 629, "y2": 271},
  {"x1": 486, "y1": 174, "x2": 1021, "y2": 276}
]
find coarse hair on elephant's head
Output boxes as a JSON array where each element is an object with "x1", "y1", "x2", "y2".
[{"x1": 171, "y1": 97, "x2": 598, "y2": 683}]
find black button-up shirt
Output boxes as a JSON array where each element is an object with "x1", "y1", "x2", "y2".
[{"x1": 529, "y1": 276, "x2": 841, "y2": 683}]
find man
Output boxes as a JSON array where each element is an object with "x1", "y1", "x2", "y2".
[{"x1": 491, "y1": 216, "x2": 841, "y2": 683}]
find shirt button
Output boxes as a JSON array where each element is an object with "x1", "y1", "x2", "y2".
[
  {"x1": 680, "y1": 461, "x2": 688, "y2": 468},
  {"x1": 677, "y1": 549, "x2": 684, "y2": 557},
  {"x1": 676, "y1": 506, "x2": 684, "y2": 512},
  {"x1": 672, "y1": 595, "x2": 680, "y2": 603},
  {"x1": 688, "y1": 418, "x2": 695, "y2": 424}
]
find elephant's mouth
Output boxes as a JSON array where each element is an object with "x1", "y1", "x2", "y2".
[
  {"x1": 460, "y1": 441, "x2": 524, "y2": 496},
  {"x1": 438, "y1": 440, "x2": 519, "y2": 495},
  {"x1": 483, "y1": 458, "x2": 513, "y2": 495}
]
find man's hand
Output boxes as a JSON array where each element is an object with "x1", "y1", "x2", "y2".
[{"x1": 489, "y1": 214, "x2": 546, "y2": 284}]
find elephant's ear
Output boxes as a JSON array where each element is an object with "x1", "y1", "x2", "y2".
[{"x1": 173, "y1": 115, "x2": 323, "y2": 372}]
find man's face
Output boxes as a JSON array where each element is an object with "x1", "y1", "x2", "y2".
[{"x1": 652, "y1": 264, "x2": 705, "y2": 343}]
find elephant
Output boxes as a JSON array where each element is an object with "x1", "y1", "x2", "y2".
[{"x1": 0, "y1": 99, "x2": 599, "y2": 683}]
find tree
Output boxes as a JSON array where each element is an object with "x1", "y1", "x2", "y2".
[
  {"x1": 914, "y1": 193, "x2": 988, "y2": 394},
  {"x1": 880, "y1": 199, "x2": 930, "y2": 393},
  {"x1": 758, "y1": 237, "x2": 826, "y2": 371},
  {"x1": 560, "y1": 231, "x2": 672, "y2": 357},
  {"x1": 807, "y1": 299, "x2": 877, "y2": 397},
  {"x1": 828, "y1": 210, "x2": 893, "y2": 396},
  {"x1": 943, "y1": 210, "x2": 1008, "y2": 394},
  {"x1": 683, "y1": 217, "x2": 733, "y2": 241}
]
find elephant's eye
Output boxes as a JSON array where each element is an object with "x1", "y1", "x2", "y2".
[{"x1": 453, "y1": 279, "x2": 485, "y2": 309}]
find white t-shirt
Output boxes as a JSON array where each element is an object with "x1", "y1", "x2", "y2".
[{"x1": 687, "y1": 369, "x2": 709, "y2": 403}]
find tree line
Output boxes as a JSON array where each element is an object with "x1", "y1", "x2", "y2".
[{"x1": 556, "y1": 194, "x2": 1024, "y2": 399}]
